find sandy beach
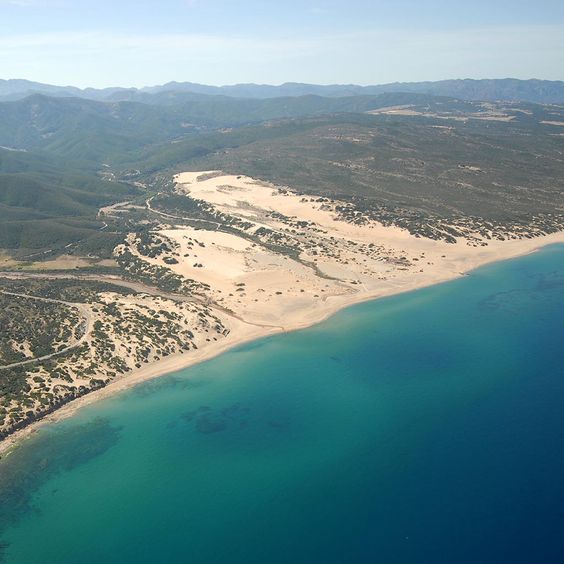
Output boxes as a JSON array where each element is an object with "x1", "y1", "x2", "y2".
[{"x1": 2, "y1": 170, "x2": 564, "y2": 458}]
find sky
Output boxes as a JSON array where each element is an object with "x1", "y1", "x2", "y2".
[{"x1": 0, "y1": 0, "x2": 563, "y2": 88}]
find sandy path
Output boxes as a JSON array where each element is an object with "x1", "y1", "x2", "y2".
[
  {"x1": 0, "y1": 272, "x2": 284, "y2": 332},
  {"x1": 0, "y1": 271, "x2": 196, "y2": 300}
]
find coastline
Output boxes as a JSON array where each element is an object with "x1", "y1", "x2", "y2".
[{"x1": 1, "y1": 232, "x2": 564, "y2": 458}]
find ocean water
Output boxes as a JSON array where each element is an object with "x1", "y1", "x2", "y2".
[{"x1": 1, "y1": 245, "x2": 564, "y2": 564}]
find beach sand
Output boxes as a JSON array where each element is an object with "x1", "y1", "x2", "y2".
[{"x1": 2, "y1": 171, "x2": 564, "y2": 457}]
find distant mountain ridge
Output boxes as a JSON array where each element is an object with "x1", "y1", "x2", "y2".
[{"x1": 1, "y1": 78, "x2": 564, "y2": 104}]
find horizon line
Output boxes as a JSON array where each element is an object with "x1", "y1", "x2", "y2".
[{"x1": 1, "y1": 76, "x2": 563, "y2": 92}]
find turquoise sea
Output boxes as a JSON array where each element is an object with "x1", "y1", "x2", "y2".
[{"x1": 1, "y1": 245, "x2": 564, "y2": 564}]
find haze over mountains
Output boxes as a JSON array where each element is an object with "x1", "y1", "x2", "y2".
[{"x1": 1, "y1": 78, "x2": 564, "y2": 105}]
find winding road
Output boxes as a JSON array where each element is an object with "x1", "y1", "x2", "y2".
[
  {"x1": 0, "y1": 272, "x2": 286, "y2": 334},
  {"x1": 0, "y1": 290, "x2": 93, "y2": 371}
]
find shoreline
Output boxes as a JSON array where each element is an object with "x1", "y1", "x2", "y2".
[{"x1": 2, "y1": 233, "x2": 564, "y2": 458}]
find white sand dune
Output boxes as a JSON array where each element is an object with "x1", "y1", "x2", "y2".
[{"x1": 2, "y1": 171, "x2": 564, "y2": 456}]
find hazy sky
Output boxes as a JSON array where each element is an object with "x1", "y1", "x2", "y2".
[{"x1": 0, "y1": 0, "x2": 563, "y2": 87}]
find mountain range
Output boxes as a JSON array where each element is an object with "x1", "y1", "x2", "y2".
[{"x1": 1, "y1": 78, "x2": 564, "y2": 104}]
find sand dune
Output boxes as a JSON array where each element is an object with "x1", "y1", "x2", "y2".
[{"x1": 2, "y1": 170, "x2": 564, "y2": 456}]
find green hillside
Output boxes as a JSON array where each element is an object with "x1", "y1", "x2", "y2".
[
  {"x1": 0, "y1": 148, "x2": 139, "y2": 252},
  {"x1": 0, "y1": 92, "x2": 467, "y2": 162},
  {"x1": 137, "y1": 105, "x2": 564, "y2": 236},
  {"x1": 0, "y1": 91, "x2": 562, "y2": 256}
]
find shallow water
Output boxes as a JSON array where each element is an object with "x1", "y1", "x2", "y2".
[{"x1": 1, "y1": 245, "x2": 564, "y2": 563}]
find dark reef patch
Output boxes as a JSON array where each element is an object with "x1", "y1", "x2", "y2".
[{"x1": 0, "y1": 417, "x2": 121, "y2": 546}]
